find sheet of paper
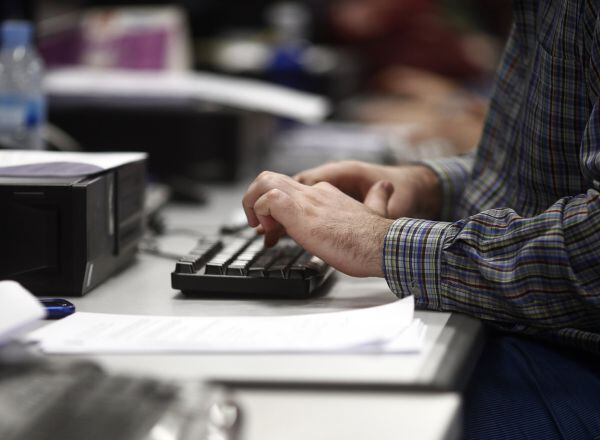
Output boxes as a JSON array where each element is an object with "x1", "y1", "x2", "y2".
[
  {"x1": 26, "y1": 297, "x2": 425, "y2": 354},
  {"x1": 0, "y1": 150, "x2": 147, "y2": 177},
  {"x1": 45, "y1": 68, "x2": 330, "y2": 123},
  {"x1": 0, "y1": 281, "x2": 45, "y2": 345}
]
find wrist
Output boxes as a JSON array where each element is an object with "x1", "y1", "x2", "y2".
[{"x1": 364, "y1": 216, "x2": 395, "y2": 278}]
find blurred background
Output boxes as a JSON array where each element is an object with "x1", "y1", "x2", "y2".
[{"x1": 0, "y1": 0, "x2": 512, "y2": 200}]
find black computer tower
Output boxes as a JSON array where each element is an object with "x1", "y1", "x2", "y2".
[{"x1": 0, "y1": 158, "x2": 146, "y2": 296}]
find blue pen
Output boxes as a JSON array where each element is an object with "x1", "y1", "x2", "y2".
[{"x1": 39, "y1": 299, "x2": 76, "y2": 319}]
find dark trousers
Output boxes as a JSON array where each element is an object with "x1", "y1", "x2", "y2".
[{"x1": 464, "y1": 332, "x2": 600, "y2": 440}]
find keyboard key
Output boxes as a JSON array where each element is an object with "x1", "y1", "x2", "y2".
[
  {"x1": 175, "y1": 261, "x2": 195, "y2": 274},
  {"x1": 205, "y1": 262, "x2": 225, "y2": 275},
  {"x1": 247, "y1": 247, "x2": 281, "y2": 277},
  {"x1": 305, "y1": 255, "x2": 328, "y2": 276},
  {"x1": 226, "y1": 260, "x2": 248, "y2": 276},
  {"x1": 288, "y1": 253, "x2": 327, "y2": 279},
  {"x1": 175, "y1": 240, "x2": 223, "y2": 274},
  {"x1": 266, "y1": 245, "x2": 305, "y2": 278},
  {"x1": 288, "y1": 252, "x2": 313, "y2": 279}
]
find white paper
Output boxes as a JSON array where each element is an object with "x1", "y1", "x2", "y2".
[
  {"x1": 26, "y1": 297, "x2": 425, "y2": 354},
  {"x1": 0, "y1": 281, "x2": 45, "y2": 345},
  {"x1": 45, "y1": 68, "x2": 330, "y2": 123},
  {"x1": 0, "y1": 150, "x2": 146, "y2": 170}
]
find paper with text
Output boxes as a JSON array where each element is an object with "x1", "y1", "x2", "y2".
[{"x1": 26, "y1": 297, "x2": 425, "y2": 354}]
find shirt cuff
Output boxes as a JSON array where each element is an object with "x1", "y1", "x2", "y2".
[
  {"x1": 420, "y1": 154, "x2": 474, "y2": 221},
  {"x1": 382, "y1": 218, "x2": 452, "y2": 310}
]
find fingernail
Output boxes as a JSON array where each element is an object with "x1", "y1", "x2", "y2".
[{"x1": 382, "y1": 181, "x2": 393, "y2": 193}]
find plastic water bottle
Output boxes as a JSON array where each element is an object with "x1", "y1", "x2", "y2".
[{"x1": 0, "y1": 21, "x2": 46, "y2": 150}]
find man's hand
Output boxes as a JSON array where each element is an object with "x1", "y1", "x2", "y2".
[
  {"x1": 295, "y1": 160, "x2": 442, "y2": 220},
  {"x1": 242, "y1": 171, "x2": 394, "y2": 278}
]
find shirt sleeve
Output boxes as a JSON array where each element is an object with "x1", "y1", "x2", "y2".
[
  {"x1": 420, "y1": 153, "x2": 475, "y2": 221},
  {"x1": 383, "y1": 190, "x2": 600, "y2": 348}
]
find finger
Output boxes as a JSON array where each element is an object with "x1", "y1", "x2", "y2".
[
  {"x1": 242, "y1": 193, "x2": 259, "y2": 228},
  {"x1": 313, "y1": 180, "x2": 337, "y2": 191},
  {"x1": 255, "y1": 222, "x2": 285, "y2": 246},
  {"x1": 364, "y1": 181, "x2": 394, "y2": 217},
  {"x1": 254, "y1": 188, "x2": 300, "y2": 235},
  {"x1": 293, "y1": 172, "x2": 306, "y2": 184},
  {"x1": 263, "y1": 226, "x2": 286, "y2": 247},
  {"x1": 297, "y1": 162, "x2": 369, "y2": 200},
  {"x1": 257, "y1": 214, "x2": 281, "y2": 236},
  {"x1": 243, "y1": 171, "x2": 301, "y2": 227},
  {"x1": 293, "y1": 163, "x2": 334, "y2": 186},
  {"x1": 294, "y1": 171, "x2": 315, "y2": 185}
]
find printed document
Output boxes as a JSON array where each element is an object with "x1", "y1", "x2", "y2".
[{"x1": 26, "y1": 297, "x2": 425, "y2": 354}]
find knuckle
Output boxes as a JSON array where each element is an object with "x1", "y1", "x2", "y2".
[
  {"x1": 257, "y1": 170, "x2": 277, "y2": 185},
  {"x1": 336, "y1": 159, "x2": 357, "y2": 168},
  {"x1": 261, "y1": 189, "x2": 288, "y2": 209},
  {"x1": 342, "y1": 160, "x2": 363, "y2": 173},
  {"x1": 265, "y1": 188, "x2": 281, "y2": 201},
  {"x1": 314, "y1": 181, "x2": 334, "y2": 191}
]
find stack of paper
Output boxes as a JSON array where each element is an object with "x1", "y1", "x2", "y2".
[
  {"x1": 0, "y1": 281, "x2": 45, "y2": 345},
  {"x1": 45, "y1": 68, "x2": 330, "y2": 123},
  {"x1": 0, "y1": 150, "x2": 147, "y2": 178},
  {"x1": 26, "y1": 296, "x2": 425, "y2": 354}
]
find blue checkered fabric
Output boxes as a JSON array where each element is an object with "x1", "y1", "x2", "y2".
[{"x1": 383, "y1": 0, "x2": 600, "y2": 353}]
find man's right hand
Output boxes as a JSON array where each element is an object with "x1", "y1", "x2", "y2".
[
  {"x1": 242, "y1": 171, "x2": 394, "y2": 277},
  {"x1": 294, "y1": 160, "x2": 442, "y2": 220}
]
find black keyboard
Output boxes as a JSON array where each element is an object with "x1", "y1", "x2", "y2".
[{"x1": 171, "y1": 230, "x2": 333, "y2": 298}]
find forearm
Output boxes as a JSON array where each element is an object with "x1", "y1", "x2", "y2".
[{"x1": 383, "y1": 191, "x2": 600, "y2": 334}]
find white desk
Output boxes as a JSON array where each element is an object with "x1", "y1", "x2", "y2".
[
  {"x1": 221, "y1": 390, "x2": 462, "y2": 440},
  {"x1": 39, "y1": 184, "x2": 483, "y2": 439}
]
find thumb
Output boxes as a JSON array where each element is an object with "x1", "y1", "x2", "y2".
[{"x1": 364, "y1": 181, "x2": 394, "y2": 217}]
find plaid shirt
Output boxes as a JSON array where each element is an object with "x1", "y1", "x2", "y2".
[{"x1": 383, "y1": 0, "x2": 600, "y2": 353}]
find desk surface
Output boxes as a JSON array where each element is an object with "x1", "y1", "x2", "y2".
[
  {"x1": 55, "y1": 184, "x2": 483, "y2": 391},
  {"x1": 226, "y1": 389, "x2": 461, "y2": 440}
]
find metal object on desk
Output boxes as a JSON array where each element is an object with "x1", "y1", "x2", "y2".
[{"x1": 0, "y1": 352, "x2": 242, "y2": 440}]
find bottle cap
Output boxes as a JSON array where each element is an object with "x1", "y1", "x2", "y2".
[{"x1": 1, "y1": 21, "x2": 33, "y2": 49}]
